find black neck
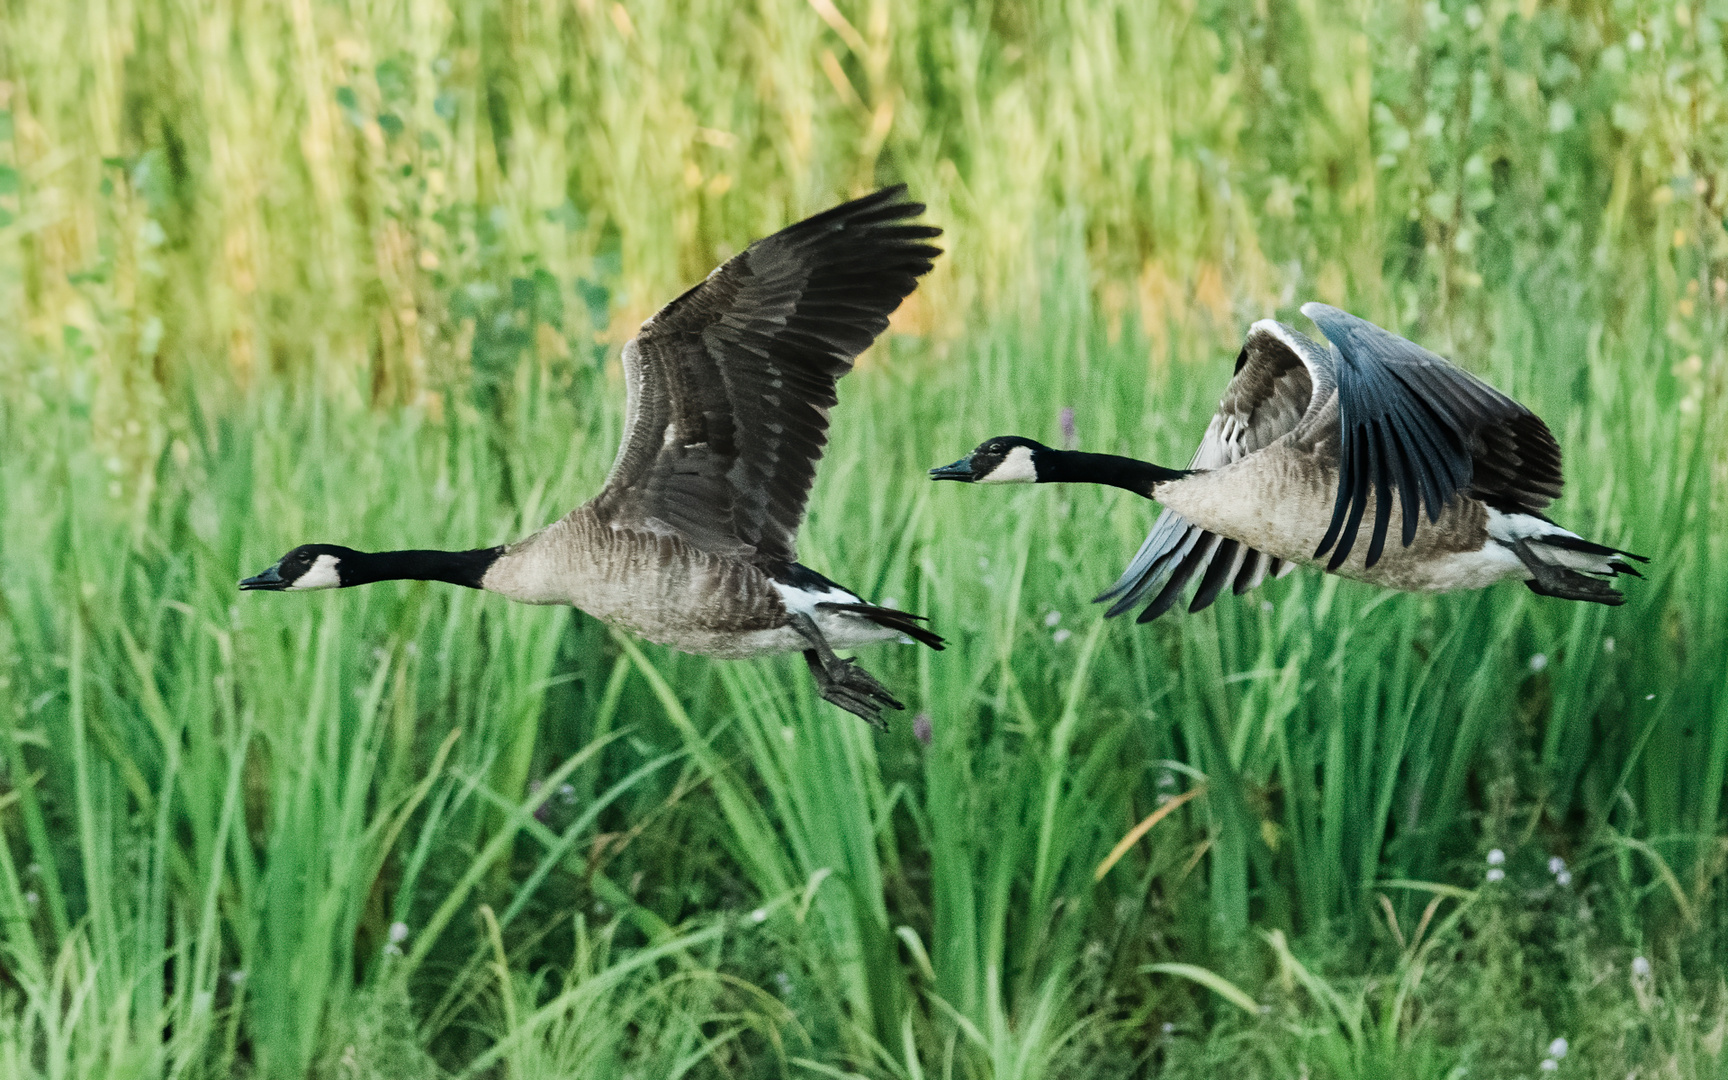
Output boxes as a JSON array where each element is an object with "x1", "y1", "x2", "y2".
[
  {"x1": 1039, "y1": 450, "x2": 1186, "y2": 496},
  {"x1": 344, "y1": 547, "x2": 505, "y2": 589}
]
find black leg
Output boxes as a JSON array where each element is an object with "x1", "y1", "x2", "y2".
[
  {"x1": 789, "y1": 614, "x2": 903, "y2": 729},
  {"x1": 1510, "y1": 539, "x2": 1625, "y2": 605}
]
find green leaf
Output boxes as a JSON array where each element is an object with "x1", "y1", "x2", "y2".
[
  {"x1": 1143, "y1": 963, "x2": 1262, "y2": 1016},
  {"x1": 374, "y1": 56, "x2": 413, "y2": 105}
]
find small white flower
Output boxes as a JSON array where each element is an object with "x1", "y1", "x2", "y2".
[
  {"x1": 23, "y1": 891, "x2": 38, "y2": 906},
  {"x1": 1044, "y1": 610, "x2": 1062, "y2": 627},
  {"x1": 880, "y1": 597, "x2": 899, "y2": 610},
  {"x1": 1645, "y1": 694, "x2": 1656, "y2": 701},
  {"x1": 1161, "y1": 1021, "x2": 1176, "y2": 1035},
  {"x1": 1486, "y1": 867, "x2": 1505, "y2": 883},
  {"x1": 1260, "y1": 600, "x2": 1274, "y2": 613},
  {"x1": 1529, "y1": 653, "x2": 1549, "y2": 672},
  {"x1": 750, "y1": 907, "x2": 768, "y2": 923},
  {"x1": 1539, "y1": 1058, "x2": 1558, "y2": 1072},
  {"x1": 388, "y1": 921, "x2": 409, "y2": 944},
  {"x1": 1632, "y1": 956, "x2": 1651, "y2": 978},
  {"x1": 1487, "y1": 848, "x2": 1506, "y2": 866},
  {"x1": 1052, "y1": 628, "x2": 1072, "y2": 645},
  {"x1": 1548, "y1": 1037, "x2": 1568, "y2": 1059},
  {"x1": 1602, "y1": 637, "x2": 1615, "y2": 654},
  {"x1": 1627, "y1": 29, "x2": 1646, "y2": 51},
  {"x1": 1258, "y1": 1003, "x2": 1271, "y2": 1015},
  {"x1": 1555, "y1": 870, "x2": 1572, "y2": 886},
  {"x1": 1156, "y1": 771, "x2": 1177, "y2": 790},
  {"x1": 229, "y1": 969, "x2": 248, "y2": 986},
  {"x1": 1548, "y1": 856, "x2": 1566, "y2": 875}
]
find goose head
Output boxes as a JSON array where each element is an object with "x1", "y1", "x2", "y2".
[
  {"x1": 239, "y1": 544, "x2": 361, "y2": 591},
  {"x1": 929, "y1": 436, "x2": 1051, "y2": 484}
]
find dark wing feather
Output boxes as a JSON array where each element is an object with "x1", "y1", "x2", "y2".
[
  {"x1": 1302, "y1": 303, "x2": 1563, "y2": 569},
  {"x1": 592, "y1": 187, "x2": 941, "y2": 559},
  {"x1": 1095, "y1": 320, "x2": 1328, "y2": 619}
]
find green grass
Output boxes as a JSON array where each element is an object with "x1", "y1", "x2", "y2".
[{"x1": 4, "y1": 0, "x2": 1728, "y2": 1076}]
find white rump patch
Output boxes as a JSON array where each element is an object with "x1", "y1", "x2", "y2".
[
  {"x1": 772, "y1": 578, "x2": 860, "y2": 616},
  {"x1": 770, "y1": 578, "x2": 900, "y2": 649},
  {"x1": 978, "y1": 445, "x2": 1038, "y2": 484},
  {"x1": 288, "y1": 553, "x2": 343, "y2": 591},
  {"x1": 1486, "y1": 508, "x2": 1620, "y2": 575},
  {"x1": 1485, "y1": 507, "x2": 1565, "y2": 544}
]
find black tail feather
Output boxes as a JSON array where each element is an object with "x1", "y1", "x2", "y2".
[
  {"x1": 1535, "y1": 531, "x2": 1650, "y2": 564},
  {"x1": 817, "y1": 602, "x2": 946, "y2": 650}
]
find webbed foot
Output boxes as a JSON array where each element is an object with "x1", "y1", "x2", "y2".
[{"x1": 802, "y1": 650, "x2": 903, "y2": 729}]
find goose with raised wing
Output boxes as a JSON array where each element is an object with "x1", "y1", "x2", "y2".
[
  {"x1": 242, "y1": 187, "x2": 944, "y2": 727},
  {"x1": 930, "y1": 303, "x2": 1644, "y2": 619}
]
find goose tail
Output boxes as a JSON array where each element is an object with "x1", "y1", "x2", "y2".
[
  {"x1": 817, "y1": 602, "x2": 946, "y2": 650},
  {"x1": 1489, "y1": 509, "x2": 1647, "y2": 605}
]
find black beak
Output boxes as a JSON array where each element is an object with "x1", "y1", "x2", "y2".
[
  {"x1": 238, "y1": 563, "x2": 287, "y2": 591},
  {"x1": 928, "y1": 459, "x2": 975, "y2": 482}
]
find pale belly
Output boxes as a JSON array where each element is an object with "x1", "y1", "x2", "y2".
[
  {"x1": 678, "y1": 615, "x2": 903, "y2": 660},
  {"x1": 558, "y1": 586, "x2": 902, "y2": 660},
  {"x1": 479, "y1": 516, "x2": 901, "y2": 658},
  {"x1": 1157, "y1": 454, "x2": 1529, "y2": 593}
]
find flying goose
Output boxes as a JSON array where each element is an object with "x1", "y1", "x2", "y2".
[
  {"x1": 242, "y1": 187, "x2": 944, "y2": 727},
  {"x1": 930, "y1": 303, "x2": 1644, "y2": 619}
]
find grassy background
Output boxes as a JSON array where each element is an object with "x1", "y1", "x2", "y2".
[{"x1": 3, "y1": 0, "x2": 1728, "y2": 1075}]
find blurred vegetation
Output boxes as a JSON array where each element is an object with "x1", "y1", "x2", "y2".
[{"x1": 2, "y1": 0, "x2": 1728, "y2": 1076}]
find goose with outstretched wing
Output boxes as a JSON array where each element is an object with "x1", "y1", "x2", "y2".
[
  {"x1": 242, "y1": 187, "x2": 944, "y2": 727},
  {"x1": 932, "y1": 303, "x2": 1643, "y2": 617}
]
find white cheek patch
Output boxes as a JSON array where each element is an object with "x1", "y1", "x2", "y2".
[
  {"x1": 288, "y1": 553, "x2": 343, "y2": 591},
  {"x1": 978, "y1": 445, "x2": 1038, "y2": 484}
]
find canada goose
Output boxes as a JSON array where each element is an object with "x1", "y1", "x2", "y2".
[
  {"x1": 242, "y1": 187, "x2": 944, "y2": 727},
  {"x1": 930, "y1": 303, "x2": 1644, "y2": 620}
]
